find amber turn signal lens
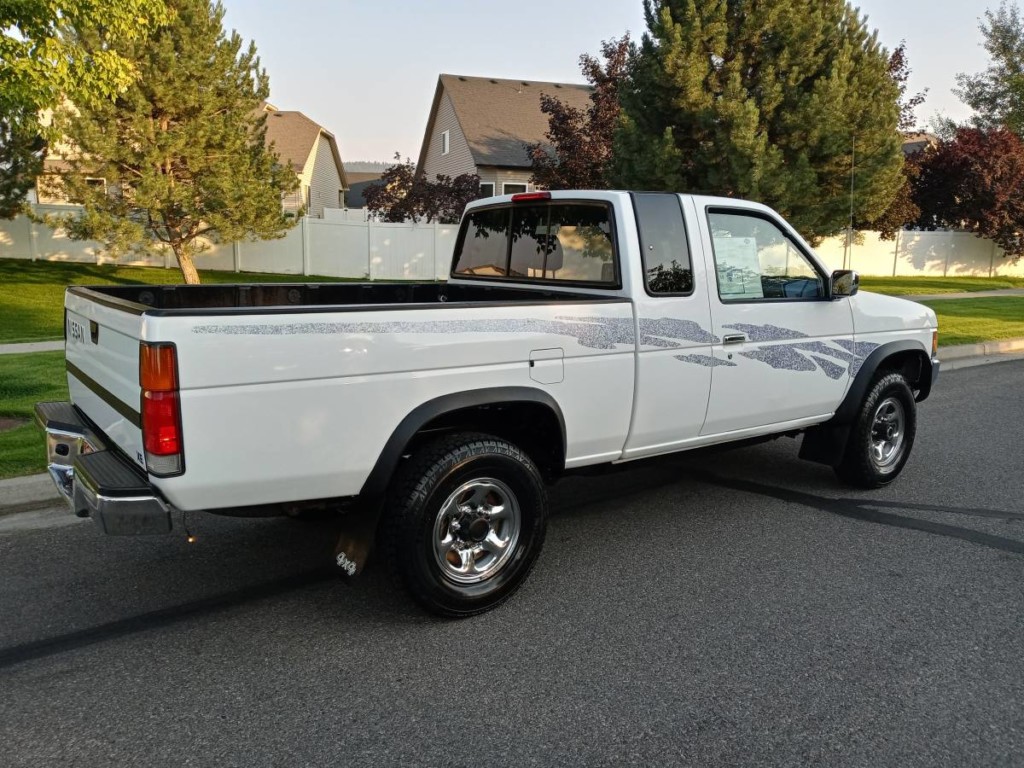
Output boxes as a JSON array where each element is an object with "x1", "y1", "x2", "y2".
[
  {"x1": 140, "y1": 343, "x2": 178, "y2": 391},
  {"x1": 932, "y1": 331, "x2": 938, "y2": 357}
]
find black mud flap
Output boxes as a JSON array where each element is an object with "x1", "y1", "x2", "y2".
[
  {"x1": 332, "y1": 502, "x2": 384, "y2": 578},
  {"x1": 799, "y1": 423, "x2": 851, "y2": 467}
]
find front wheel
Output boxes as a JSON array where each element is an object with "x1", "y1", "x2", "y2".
[
  {"x1": 380, "y1": 432, "x2": 548, "y2": 618},
  {"x1": 835, "y1": 371, "x2": 917, "y2": 489}
]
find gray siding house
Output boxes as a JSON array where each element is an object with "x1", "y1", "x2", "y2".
[
  {"x1": 263, "y1": 108, "x2": 349, "y2": 218},
  {"x1": 416, "y1": 74, "x2": 593, "y2": 196}
]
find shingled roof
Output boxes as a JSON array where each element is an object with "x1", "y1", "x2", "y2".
[
  {"x1": 263, "y1": 109, "x2": 347, "y2": 188},
  {"x1": 417, "y1": 74, "x2": 594, "y2": 170}
]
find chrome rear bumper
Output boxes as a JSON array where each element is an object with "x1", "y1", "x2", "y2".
[{"x1": 34, "y1": 402, "x2": 172, "y2": 535}]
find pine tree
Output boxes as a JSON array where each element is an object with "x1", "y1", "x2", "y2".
[
  {"x1": 611, "y1": 0, "x2": 904, "y2": 241},
  {"x1": 51, "y1": 0, "x2": 297, "y2": 283},
  {"x1": 0, "y1": 107, "x2": 46, "y2": 219}
]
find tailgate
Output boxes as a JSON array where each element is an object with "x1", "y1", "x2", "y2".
[{"x1": 64, "y1": 288, "x2": 147, "y2": 471}]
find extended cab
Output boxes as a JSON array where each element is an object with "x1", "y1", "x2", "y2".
[{"x1": 36, "y1": 191, "x2": 939, "y2": 616}]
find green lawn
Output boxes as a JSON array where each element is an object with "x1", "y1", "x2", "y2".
[
  {"x1": 0, "y1": 351, "x2": 67, "y2": 480},
  {"x1": 860, "y1": 276, "x2": 1024, "y2": 295},
  {"x1": 921, "y1": 297, "x2": 1024, "y2": 347},
  {"x1": 0, "y1": 258, "x2": 353, "y2": 344}
]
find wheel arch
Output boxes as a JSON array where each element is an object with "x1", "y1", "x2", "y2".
[
  {"x1": 359, "y1": 387, "x2": 567, "y2": 503},
  {"x1": 833, "y1": 340, "x2": 933, "y2": 425},
  {"x1": 800, "y1": 340, "x2": 932, "y2": 467}
]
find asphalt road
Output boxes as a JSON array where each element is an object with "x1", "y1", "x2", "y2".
[{"x1": 2, "y1": 361, "x2": 1023, "y2": 767}]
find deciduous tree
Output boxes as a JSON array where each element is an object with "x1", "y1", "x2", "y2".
[
  {"x1": 913, "y1": 127, "x2": 1024, "y2": 259},
  {"x1": 50, "y1": 0, "x2": 297, "y2": 284},
  {"x1": 526, "y1": 36, "x2": 630, "y2": 190},
  {"x1": 954, "y1": 2, "x2": 1024, "y2": 135},
  {"x1": 611, "y1": 0, "x2": 904, "y2": 242},
  {"x1": 0, "y1": 0, "x2": 168, "y2": 116},
  {"x1": 0, "y1": 0, "x2": 168, "y2": 218},
  {"x1": 364, "y1": 155, "x2": 481, "y2": 224}
]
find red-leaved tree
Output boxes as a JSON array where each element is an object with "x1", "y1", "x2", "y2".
[
  {"x1": 913, "y1": 126, "x2": 1024, "y2": 259},
  {"x1": 526, "y1": 36, "x2": 630, "y2": 190},
  {"x1": 363, "y1": 155, "x2": 481, "y2": 223}
]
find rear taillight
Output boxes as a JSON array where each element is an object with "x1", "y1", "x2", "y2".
[{"x1": 140, "y1": 342, "x2": 184, "y2": 476}]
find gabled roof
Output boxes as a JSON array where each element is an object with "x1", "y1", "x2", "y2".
[
  {"x1": 902, "y1": 131, "x2": 939, "y2": 157},
  {"x1": 264, "y1": 110, "x2": 348, "y2": 189},
  {"x1": 416, "y1": 74, "x2": 594, "y2": 171}
]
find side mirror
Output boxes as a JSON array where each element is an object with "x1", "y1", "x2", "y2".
[{"x1": 831, "y1": 269, "x2": 859, "y2": 298}]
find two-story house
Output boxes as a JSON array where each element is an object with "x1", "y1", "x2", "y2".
[
  {"x1": 416, "y1": 74, "x2": 593, "y2": 196},
  {"x1": 35, "y1": 103, "x2": 348, "y2": 219}
]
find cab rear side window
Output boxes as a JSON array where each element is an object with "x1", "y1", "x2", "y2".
[
  {"x1": 632, "y1": 193, "x2": 693, "y2": 295},
  {"x1": 452, "y1": 202, "x2": 618, "y2": 286}
]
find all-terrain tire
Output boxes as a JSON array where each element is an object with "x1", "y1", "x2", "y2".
[
  {"x1": 835, "y1": 371, "x2": 917, "y2": 489},
  {"x1": 380, "y1": 431, "x2": 548, "y2": 618}
]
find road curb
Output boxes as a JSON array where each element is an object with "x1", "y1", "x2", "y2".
[
  {"x1": 1, "y1": 342, "x2": 1022, "y2": 515},
  {"x1": 0, "y1": 473, "x2": 61, "y2": 517}
]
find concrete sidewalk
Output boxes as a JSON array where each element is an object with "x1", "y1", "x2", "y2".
[
  {"x1": 0, "y1": 341, "x2": 63, "y2": 355},
  {"x1": 2, "y1": 338, "x2": 1022, "y2": 518},
  {"x1": 904, "y1": 288, "x2": 1024, "y2": 301}
]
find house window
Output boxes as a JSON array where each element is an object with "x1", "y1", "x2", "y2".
[
  {"x1": 502, "y1": 183, "x2": 528, "y2": 195},
  {"x1": 441, "y1": 130, "x2": 450, "y2": 155},
  {"x1": 479, "y1": 182, "x2": 495, "y2": 198},
  {"x1": 85, "y1": 177, "x2": 106, "y2": 193}
]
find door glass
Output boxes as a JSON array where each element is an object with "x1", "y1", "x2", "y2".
[{"x1": 707, "y1": 211, "x2": 823, "y2": 300}]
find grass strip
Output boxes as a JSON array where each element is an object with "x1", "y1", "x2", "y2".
[
  {"x1": 860, "y1": 275, "x2": 1024, "y2": 295},
  {"x1": 920, "y1": 297, "x2": 1024, "y2": 347},
  {"x1": 0, "y1": 351, "x2": 67, "y2": 480},
  {"x1": 0, "y1": 258, "x2": 354, "y2": 343}
]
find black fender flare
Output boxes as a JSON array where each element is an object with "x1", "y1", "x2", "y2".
[
  {"x1": 358, "y1": 386, "x2": 567, "y2": 504},
  {"x1": 832, "y1": 340, "x2": 935, "y2": 425},
  {"x1": 800, "y1": 340, "x2": 934, "y2": 466}
]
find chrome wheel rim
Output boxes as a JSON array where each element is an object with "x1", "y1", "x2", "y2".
[
  {"x1": 432, "y1": 478, "x2": 521, "y2": 585},
  {"x1": 870, "y1": 396, "x2": 906, "y2": 472}
]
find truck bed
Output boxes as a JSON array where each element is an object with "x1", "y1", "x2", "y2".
[{"x1": 68, "y1": 281, "x2": 619, "y2": 315}]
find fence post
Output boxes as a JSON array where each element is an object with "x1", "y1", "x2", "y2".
[
  {"x1": 233, "y1": 240, "x2": 241, "y2": 273},
  {"x1": 28, "y1": 215, "x2": 38, "y2": 262},
  {"x1": 366, "y1": 217, "x2": 374, "y2": 280},
  {"x1": 892, "y1": 229, "x2": 901, "y2": 277},
  {"x1": 301, "y1": 216, "x2": 310, "y2": 276},
  {"x1": 990, "y1": 240, "x2": 997, "y2": 278}
]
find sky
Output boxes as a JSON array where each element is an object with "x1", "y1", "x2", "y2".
[{"x1": 221, "y1": 0, "x2": 994, "y2": 163}]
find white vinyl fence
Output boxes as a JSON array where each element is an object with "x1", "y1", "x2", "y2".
[
  {"x1": 0, "y1": 204, "x2": 458, "y2": 281},
  {"x1": 2, "y1": 203, "x2": 1023, "y2": 279}
]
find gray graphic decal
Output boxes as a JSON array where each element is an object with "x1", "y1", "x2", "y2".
[
  {"x1": 675, "y1": 354, "x2": 736, "y2": 368},
  {"x1": 194, "y1": 317, "x2": 635, "y2": 350},
  {"x1": 833, "y1": 339, "x2": 880, "y2": 376},
  {"x1": 193, "y1": 315, "x2": 723, "y2": 352},
  {"x1": 638, "y1": 318, "x2": 719, "y2": 346},
  {"x1": 739, "y1": 345, "x2": 818, "y2": 372},
  {"x1": 722, "y1": 323, "x2": 808, "y2": 342},
  {"x1": 810, "y1": 355, "x2": 845, "y2": 380}
]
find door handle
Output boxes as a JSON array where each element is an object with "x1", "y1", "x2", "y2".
[{"x1": 722, "y1": 333, "x2": 747, "y2": 345}]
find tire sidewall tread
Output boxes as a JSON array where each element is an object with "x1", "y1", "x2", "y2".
[
  {"x1": 381, "y1": 431, "x2": 547, "y2": 618},
  {"x1": 836, "y1": 371, "x2": 917, "y2": 489}
]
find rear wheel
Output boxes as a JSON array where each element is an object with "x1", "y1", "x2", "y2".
[
  {"x1": 380, "y1": 432, "x2": 547, "y2": 618},
  {"x1": 835, "y1": 371, "x2": 917, "y2": 489}
]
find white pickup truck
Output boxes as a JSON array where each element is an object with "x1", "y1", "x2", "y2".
[{"x1": 36, "y1": 190, "x2": 939, "y2": 616}]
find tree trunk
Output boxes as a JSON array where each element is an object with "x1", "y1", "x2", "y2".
[{"x1": 172, "y1": 244, "x2": 201, "y2": 284}]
